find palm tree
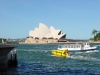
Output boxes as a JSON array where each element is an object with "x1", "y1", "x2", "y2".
[
  {"x1": 98, "y1": 31, "x2": 100, "y2": 33},
  {"x1": 94, "y1": 32, "x2": 100, "y2": 41},
  {"x1": 91, "y1": 29, "x2": 97, "y2": 37}
]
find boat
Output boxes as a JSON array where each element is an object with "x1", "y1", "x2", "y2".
[
  {"x1": 52, "y1": 49, "x2": 70, "y2": 57},
  {"x1": 57, "y1": 42, "x2": 99, "y2": 52}
]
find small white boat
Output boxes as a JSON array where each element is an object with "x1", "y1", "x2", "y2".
[{"x1": 58, "y1": 42, "x2": 99, "y2": 52}]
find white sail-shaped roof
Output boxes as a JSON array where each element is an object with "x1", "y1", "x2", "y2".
[
  {"x1": 34, "y1": 28, "x2": 39, "y2": 38},
  {"x1": 51, "y1": 30, "x2": 61, "y2": 39},
  {"x1": 44, "y1": 33, "x2": 53, "y2": 38},
  {"x1": 28, "y1": 23, "x2": 66, "y2": 40},
  {"x1": 29, "y1": 30, "x2": 34, "y2": 37},
  {"x1": 50, "y1": 26, "x2": 55, "y2": 32},
  {"x1": 39, "y1": 23, "x2": 50, "y2": 39},
  {"x1": 58, "y1": 33, "x2": 66, "y2": 39}
]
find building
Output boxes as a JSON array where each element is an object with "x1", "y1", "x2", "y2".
[{"x1": 25, "y1": 23, "x2": 66, "y2": 43}]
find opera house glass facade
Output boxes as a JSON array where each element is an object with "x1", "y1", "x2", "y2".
[{"x1": 25, "y1": 23, "x2": 66, "y2": 43}]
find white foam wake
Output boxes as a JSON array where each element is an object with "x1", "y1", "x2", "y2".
[{"x1": 69, "y1": 55, "x2": 100, "y2": 61}]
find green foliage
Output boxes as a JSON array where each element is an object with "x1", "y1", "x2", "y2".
[
  {"x1": 91, "y1": 29, "x2": 97, "y2": 37},
  {"x1": 92, "y1": 29, "x2": 100, "y2": 41},
  {"x1": 94, "y1": 32, "x2": 100, "y2": 41}
]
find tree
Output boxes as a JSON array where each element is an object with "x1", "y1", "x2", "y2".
[
  {"x1": 91, "y1": 29, "x2": 97, "y2": 37},
  {"x1": 94, "y1": 32, "x2": 100, "y2": 41}
]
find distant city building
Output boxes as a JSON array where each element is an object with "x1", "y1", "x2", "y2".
[{"x1": 25, "y1": 23, "x2": 66, "y2": 43}]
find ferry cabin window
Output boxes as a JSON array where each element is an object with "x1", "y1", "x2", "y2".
[
  {"x1": 80, "y1": 45, "x2": 81, "y2": 48},
  {"x1": 77, "y1": 45, "x2": 79, "y2": 48},
  {"x1": 74, "y1": 46, "x2": 76, "y2": 48},
  {"x1": 59, "y1": 46, "x2": 61, "y2": 48},
  {"x1": 78, "y1": 45, "x2": 80, "y2": 48},
  {"x1": 63, "y1": 45, "x2": 65, "y2": 48}
]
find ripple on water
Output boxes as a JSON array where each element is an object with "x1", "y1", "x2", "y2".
[
  {"x1": 0, "y1": 62, "x2": 100, "y2": 75},
  {"x1": 2, "y1": 44, "x2": 99, "y2": 75}
]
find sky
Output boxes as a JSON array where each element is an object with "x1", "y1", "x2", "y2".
[{"x1": 0, "y1": 0, "x2": 100, "y2": 39}]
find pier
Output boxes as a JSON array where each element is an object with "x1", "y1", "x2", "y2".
[{"x1": 0, "y1": 44, "x2": 17, "y2": 71}]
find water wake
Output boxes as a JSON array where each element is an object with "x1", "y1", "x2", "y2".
[{"x1": 69, "y1": 55, "x2": 100, "y2": 61}]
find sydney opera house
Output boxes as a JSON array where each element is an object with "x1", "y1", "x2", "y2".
[{"x1": 25, "y1": 23, "x2": 66, "y2": 43}]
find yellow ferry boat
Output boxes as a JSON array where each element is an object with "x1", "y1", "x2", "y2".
[{"x1": 52, "y1": 49, "x2": 70, "y2": 57}]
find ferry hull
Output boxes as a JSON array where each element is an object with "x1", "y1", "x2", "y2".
[
  {"x1": 58, "y1": 46, "x2": 99, "y2": 52},
  {"x1": 59, "y1": 48, "x2": 98, "y2": 52}
]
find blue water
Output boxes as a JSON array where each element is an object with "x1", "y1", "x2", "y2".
[{"x1": 2, "y1": 44, "x2": 100, "y2": 75}]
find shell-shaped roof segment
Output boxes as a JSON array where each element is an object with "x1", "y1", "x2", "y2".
[
  {"x1": 28, "y1": 23, "x2": 66, "y2": 40},
  {"x1": 29, "y1": 30, "x2": 34, "y2": 37},
  {"x1": 58, "y1": 33, "x2": 66, "y2": 39},
  {"x1": 34, "y1": 28, "x2": 39, "y2": 38},
  {"x1": 44, "y1": 33, "x2": 53, "y2": 38},
  {"x1": 39, "y1": 23, "x2": 50, "y2": 39},
  {"x1": 51, "y1": 30, "x2": 61, "y2": 39},
  {"x1": 50, "y1": 26, "x2": 55, "y2": 32}
]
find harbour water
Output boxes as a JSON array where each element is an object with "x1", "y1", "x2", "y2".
[{"x1": 1, "y1": 44, "x2": 100, "y2": 75}]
